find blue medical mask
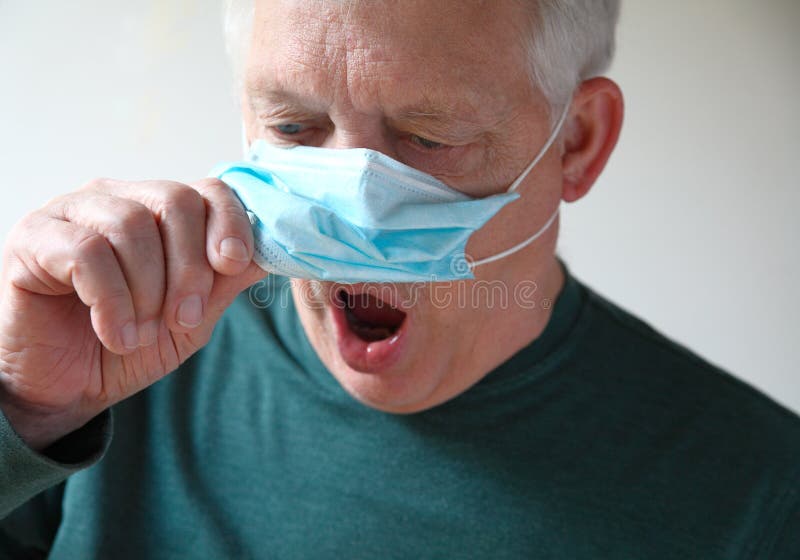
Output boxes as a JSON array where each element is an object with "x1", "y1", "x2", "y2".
[{"x1": 211, "y1": 103, "x2": 569, "y2": 283}]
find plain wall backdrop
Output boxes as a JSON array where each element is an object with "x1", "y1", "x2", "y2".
[{"x1": 1, "y1": 1, "x2": 798, "y2": 413}]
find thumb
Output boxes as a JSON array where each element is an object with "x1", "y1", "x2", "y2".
[{"x1": 206, "y1": 261, "x2": 268, "y2": 322}]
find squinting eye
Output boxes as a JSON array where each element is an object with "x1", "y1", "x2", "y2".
[
  {"x1": 275, "y1": 123, "x2": 304, "y2": 135},
  {"x1": 410, "y1": 134, "x2": 445, "y2": 150}
]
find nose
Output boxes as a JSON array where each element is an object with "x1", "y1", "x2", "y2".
[{"x1": 321, "y1": 118, "x2": 399, "y2": 159}]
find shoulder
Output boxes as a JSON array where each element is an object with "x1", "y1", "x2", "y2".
[
  {"x1": 574, "y1": 280, "x2": 800, "y2": 448},
  {"x1": 569, "y1": 280, "x2": 800, "y2": 555},
  {"x1": 581, "y1": 282, "x2": 798, "y2": 418}
]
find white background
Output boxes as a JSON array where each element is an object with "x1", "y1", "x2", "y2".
[{"x1": 1, "y1": 1, "x2": 798, "y2": 413}]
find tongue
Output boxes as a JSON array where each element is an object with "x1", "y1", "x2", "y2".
[{"x1": 346, "y1": 293, "x2": 406, "y2": 328}]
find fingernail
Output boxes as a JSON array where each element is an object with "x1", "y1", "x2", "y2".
[
  {"x1": 138, "y1": 319, "x2": 160, "y2": 347},
  {"x1": 220, "y1": 237, "x2": 249, "y2": 262},
  {"x1": 121, "y1": 322, "x2": 139, "y2": 349},
  {"x1": 177, "y1": 295, "x2": 203, "y2": 328}
]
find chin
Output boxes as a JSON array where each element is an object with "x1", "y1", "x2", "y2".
[
  {"x1": 327, "y1": 359, "x2": 446, "y2": 414},
  {"x1": 292, "y1": 279, "x2": 460, "y2": 413}
]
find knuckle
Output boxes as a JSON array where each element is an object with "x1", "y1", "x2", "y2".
[
  {"x1": 92, "y1": 286, "x2": 131, "y2": 312},
  {"x1": 166, "y1": 264, "x2": 213, "y2": 302},
  {"x1": 110, "y1": 204, "x2": 156, "y2": 239},
  {"x1": 41, "y1": 192, "x2": 72, "y2": 210},
  {"x1": 73, "y1": 231, "x2": 112, "y2": 264},
  {"x1": 172, "y1": 260, "x2": 212, "y2": 284},
  {"x1": 8, "y1": 212, "x2": 41, "y2": 243},
  {"x1": 193, "y1": 177, "x2": 227, "y2": 192},
  {"x1": 192, "y1": 179, "x2": 247, "y2": 220},
  {"x1": 38, "y1": 191, "x2": 81, "y2": 219},
  {"x1": 160, "y1": 183, "x2": 205, "y2": 218},
  {"x1": 79, "y1": 177, "x2": 112, "y2": 192},
  {"x1": 4, "y1": 249, "x2": 32, "y2": 288},
  {"x1": 215, "y1": 199, "x2": 249, "y2": 225}
]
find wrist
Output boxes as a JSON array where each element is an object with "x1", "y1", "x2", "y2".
[{"x1": 0, "y1": 395, "x2": 90, "y2": 452}]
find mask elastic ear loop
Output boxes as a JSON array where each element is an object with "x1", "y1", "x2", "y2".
[
  {"x1": 468, "y1": 204, "x2": 560, "y2": 268},
  {"x1": 469, "y1": 98, "x2": 571, "y2": 269},
  {"x1": 506, "y1": 97, "x2": 572, "y2": 193}
]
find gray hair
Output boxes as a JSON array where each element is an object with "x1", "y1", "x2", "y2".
[{"x1": 222, "y1": 0, "x2": 619, "y2": 116}]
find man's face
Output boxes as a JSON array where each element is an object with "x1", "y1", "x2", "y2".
[{"x1": 244, "y1": 0, "x2": 566, "y2": 412}]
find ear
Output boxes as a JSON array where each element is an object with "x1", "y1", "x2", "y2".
[{"x1": 561, "y1": 77, "x2": 624, "y2": 203}]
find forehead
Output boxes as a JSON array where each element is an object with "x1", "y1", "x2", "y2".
[{"x1": 246, "y1": 0, "x2": 535, "y2": 115}]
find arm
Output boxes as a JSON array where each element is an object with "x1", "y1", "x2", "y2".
[
  {"x1": 0, "y1": 405, "x2": 111, "y2": 557},
  {"x1": 0, "y1": 407, "x2": 111, "y2": 520},
  {"x1": 0, "y1": 483, "x2": 64, "y2": 559},
  {"x1": 0, "y1": 177, "x2": 264, "y2": 547}
]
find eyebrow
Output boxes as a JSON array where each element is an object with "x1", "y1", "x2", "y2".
[
  {"x1": 248, "y1": 86, "x2": 503, "y2": 140},
  {"x1": 247, "y1": 87, "x2": 330, "y2": 115},
  {"x1": 394, "y1": 92, "x2": 489, "y2": 123},
  {"x1": 387, "y1": 114, "x2": 485, "y2": 143},
  {"x1": 392, "y1": 99, "x2": 509, "y2": 141}
]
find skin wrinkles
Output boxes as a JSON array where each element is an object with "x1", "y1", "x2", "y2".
[
  {"x1": 0, "y1": 1, "x2": 621, "y2": 451},
  {"x1": 247, "y1": 0, "x2": 590, "y2": 413},
  {"x1": 246, "y1": 3, "x2": 550, "y2": 193},
  {"x1": 251, "y1": 92, "x2": 499, "y2": 147},
  {"x1": 252, "y1": 0, "x2": 558, "y2": 411}
]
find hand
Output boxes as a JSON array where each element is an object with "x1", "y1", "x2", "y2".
[{"x1": 0, "y1": 178, "x2": 265, "y2": 451}]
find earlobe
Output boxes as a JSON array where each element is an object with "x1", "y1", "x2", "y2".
[{"x1": 561, "y1": 77, "x2": 624, "y2": 203}]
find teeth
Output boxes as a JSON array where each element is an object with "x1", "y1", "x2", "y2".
[
  {"x1": 338, "y1": 289, "x2": 397, "y2": 310},
  {"x1": 342, "y1": 303, "x2": 399, "y2": 342},
  {"x1": 337, "y1": 289, "x2": 406, "y2": 343},
  {"x1": 352, "y1": 324, "x2": 395, "y2": 342}
]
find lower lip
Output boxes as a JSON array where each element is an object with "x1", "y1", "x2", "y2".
[{"x1": 330, "y1": 300, "x2": 410, "y2": 374}]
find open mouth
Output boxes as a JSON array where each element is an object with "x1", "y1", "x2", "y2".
[{"x1": 337, "y1": 289, "x2": 407, "y2": 342}]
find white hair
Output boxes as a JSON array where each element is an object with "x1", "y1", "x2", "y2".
[
  {"x1": 526, "y1": 0, "x2": 619, "y2": 113},
  {"x1": 222, "y1": 0, "x2": 619, "y2": 117}
]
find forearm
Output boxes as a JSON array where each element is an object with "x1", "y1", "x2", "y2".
[{"x1": 0, "y1": 405, "x2": 112, "y2": 519}]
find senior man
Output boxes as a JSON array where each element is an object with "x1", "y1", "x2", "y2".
[{"x1": 1, "y1": 0, "x2": 798, "y2": 558}]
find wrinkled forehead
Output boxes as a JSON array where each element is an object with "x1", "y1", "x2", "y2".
[{"x1": 245, "y1": 0, "x2": 536, "y2": 114}]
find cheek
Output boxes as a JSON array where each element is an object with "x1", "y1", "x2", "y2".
[
  {"x1": 290, "y1": 280, "x2": 334, "y2": 324},
  {"x1": 465, "y1": 155, "x2": 563, "y2": 263},
  {"x1": 463, "y1": 204, "x2": 516, "y2": 265},
  {"x1": 411, "y1": 145, "x2": 489, "y2": 193},
  {"x1": 416, "y1": 283, "x2": 486, "y2": 342}
]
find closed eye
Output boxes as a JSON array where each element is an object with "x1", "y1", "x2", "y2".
[
  {"x1": 275, "y1": 123, "x2": 305, "y2": 135},
  {"x1": 408, "y1": 134, "x2": 447, "y2": 151}
]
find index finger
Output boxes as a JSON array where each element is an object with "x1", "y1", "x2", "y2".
[{"x1": 190, "y1": 178, "x2": 255, "y2": 276}]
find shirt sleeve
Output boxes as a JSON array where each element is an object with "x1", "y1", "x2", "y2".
[{"x1": 0, "y1": 406, "x2": 113, "y2": 520}]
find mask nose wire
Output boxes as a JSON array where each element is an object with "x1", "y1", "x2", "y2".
[{"x1": 468, "y1": 97, "x2": 572, "y2": 269}]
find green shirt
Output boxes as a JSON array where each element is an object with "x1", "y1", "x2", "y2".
[{"x1": 2, "y1": 268, "x2": 799, "y2": 559}]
